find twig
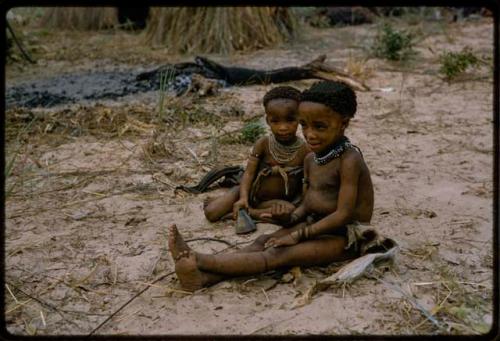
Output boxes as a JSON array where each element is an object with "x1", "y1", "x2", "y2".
[
  {"x1": 412, "y1": 280, "x2": 489, "y2": 288},
  {"x1": 6, "y1": 284, "x2": 19, "y2": 303},
  {"x1": 261, "y1": 287, "x2": 270, "y2": 304},
  {"x1": 242, "y1": 278, "x2": 258, "y2": 286},
  {"x1": 132, "y1": 281, "x2": 192, "y2": 295},
  {"x1": 6, "y1": 19, "x2": 35, "y2": 63},
  {"x1": 89, "y1": 241, "x2": 241, "y2": 335},
  {"x1": 5, "y1": 282, "x2": 83, "y2": 330},
  {"x1": 87, "y1": 271, "x2": 175, "y2": 336},
  {"x1": 40, "y1": 310, "x2": 46, "y2": 328},
  {"x1": 369, "y1": 275, "x2": 444, "y2": 330},
  {"x1": 114, "y1": 308, "x2": 142, "y2": 323},
  {"x1": 5, "y1": 298, "x2": 32, "y2": 314},
  {"x1": 185, "y1": 237, "x2": 234, "y2": 247},
  {"x1": 186, "y1": 147, "x2": 201, "y2": 164}
]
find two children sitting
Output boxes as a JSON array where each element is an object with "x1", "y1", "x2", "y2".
[{"x1": 169, "y1": 80, "x2": 375, "y2": 291}]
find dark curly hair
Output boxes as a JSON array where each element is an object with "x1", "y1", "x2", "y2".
[
  {"x1": 300, "y1": 81, "x2": 357, "y2": 118},
  {"x1": 263, "y1": 86, "x2": 301, "y2": 107}
]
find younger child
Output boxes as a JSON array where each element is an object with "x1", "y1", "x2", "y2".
[
  {"x1": 204, "y1": 86, "x2": 310, "y2": 223},
  {"x1": 169, "y1": 81, "x2": 375, "y2": 291}
]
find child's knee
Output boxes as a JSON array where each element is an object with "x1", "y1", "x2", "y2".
[{"x1": 203, "y1": 205, "x2": 219, "y2": 222}]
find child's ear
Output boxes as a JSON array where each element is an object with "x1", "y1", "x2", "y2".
[{"x1": 341, "y1": 118, "x2": 350, "y2": 130}]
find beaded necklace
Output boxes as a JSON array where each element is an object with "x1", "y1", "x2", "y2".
[
  {"x1": 313, "y1": 136, "x2": 360, "y2": 165},
  {"x1": 268, "y1": 134, "x2": 304, "y2": 164}
]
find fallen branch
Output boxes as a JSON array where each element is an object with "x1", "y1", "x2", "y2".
[{"x1": 137, "y1": 55, "x2": 370, "y2": 91}]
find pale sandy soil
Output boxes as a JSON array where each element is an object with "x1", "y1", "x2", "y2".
[{"x1": 4, "y1": 14, "x2": 495, "y2": 336}]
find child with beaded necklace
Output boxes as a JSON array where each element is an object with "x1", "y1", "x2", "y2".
[
  {"x1": 167, "y1": 81, "x2": 376, "y2": 292},
  {"x1": 204, "y1": 86, "x2": 310, "y2": 224}
]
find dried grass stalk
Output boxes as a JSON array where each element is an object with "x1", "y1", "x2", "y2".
[
  {"x1": 40, "y1": 7, "x2": 118, "y2": 30},
  {"x1": 145, "y1": 7, "x2": 298, "y2": 54}
]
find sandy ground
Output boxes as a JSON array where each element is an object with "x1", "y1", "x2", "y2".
[{"x1": 4, "y1": 14, "x2": 496, "y2": 336}]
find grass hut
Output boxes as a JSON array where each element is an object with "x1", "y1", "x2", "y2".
[
  {"x1": 144, "y1": 7, "x2": 298, "y2": 54},
  {"x1": 40, "y1": 7, "x2": 119, "y2": 30}
]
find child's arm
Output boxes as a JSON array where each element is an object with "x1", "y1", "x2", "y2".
[
  {"x1": 232, "y1": 137, "x2": 266, "y2": 219},
  {"x1": 259, "y1": 151, "x2": 310, "y2": 225},
  {"x1": 288, "y1": 153, "x2": 311, "y2": 224},
  {"x1": 266, "y1": 152, "x2": 362, "y2": 247}
]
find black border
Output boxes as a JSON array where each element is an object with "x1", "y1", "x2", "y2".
[{"x1": 1, "y1": 1, "x2": 499, "y2": 340}]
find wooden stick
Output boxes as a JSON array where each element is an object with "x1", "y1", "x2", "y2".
[
  {"x1": 185, "y1": 237, "x2": 234, "y2": 247},
  {"x1": 261, "y1": 287, "x2": 270, "y2": 304},
  {"x1": 132, "y1": 281, "x2": 192, "y2": 295},
  {"x1": 369, "y1": 275, "x2": 444, "y2": 330},
  {"x1": 40, "y1": 310, "x2": 46, "y2": 327},
  {"x1": 5, "y1": 284, "x2": 19, "y2": 303},
  {"x1": 88, "y1": 241, "x2": 241, "y2": 335},
  {"x1": 5, "y1": 299, "x2": 32, "y2": 314},
  {"x1": 5, "y1": 282, "x2": 83, "y2": 330}
]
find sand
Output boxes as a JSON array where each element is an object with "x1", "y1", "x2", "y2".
[{"x1": 5, "y1": 14, "x2": 495, "y2": 336}]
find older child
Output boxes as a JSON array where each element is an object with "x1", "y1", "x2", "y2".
[
  {"x1": 169, "y1": 81, "x2": 374, "y2": 291},
  {"x1": 204, "y1": 86, "x2": 310, "y2": 223}
]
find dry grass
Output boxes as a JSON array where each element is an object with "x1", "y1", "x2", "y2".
[
  {"x1": 145, "y1": 7, "x2": 298, "y2": 54},
  {"x1": 345, "y1": 58, "x2": 374, "y2": 82},
  {"x1": 5, "y1": 105, "x2": 155, "y2": 143},
  {"x1": 141, "y1": 130, "x2": 172, "y2": 163},
  {"x1": 39, "y1": 7, "x2": 118, "y2": 30}
]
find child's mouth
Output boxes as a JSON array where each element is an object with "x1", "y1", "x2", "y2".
[
  {"x1": 276, "y1": 134, "x2": 294, "y2": 141},
  {"x1": 308, "y1": 142, "x2": 321, "y2": 150}
]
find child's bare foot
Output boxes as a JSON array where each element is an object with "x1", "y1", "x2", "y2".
[
  {"x1": 167, "y1": 224, "x2": 191, "y2": 261},
  {"x1": 174, "y1": 250, "x2": 205, "y2": 292}
]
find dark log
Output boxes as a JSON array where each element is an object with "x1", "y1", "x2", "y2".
[{"x1": 137, "y1": 55, "x2": 370, "y2": 91}]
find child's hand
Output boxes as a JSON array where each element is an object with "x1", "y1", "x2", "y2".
[
  {"x1": 264, "y1": 233, "x2": 299, "y2": 248},
  {"x1": 233, "y1": 198, "x2": 249, "y2": 219},
  {"x1": 260, "y1": 202, "x2": 294, "y2": 223}
]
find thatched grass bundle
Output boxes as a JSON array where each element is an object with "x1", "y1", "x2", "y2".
[
  {"x1": 40, "y1": 7, "x2": 118, "y2": 30},
  {"x1": 145, "y1": 7, "x2": 298, "y2": 54}
]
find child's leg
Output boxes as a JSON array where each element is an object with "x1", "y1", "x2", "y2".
[
  {"x1": 168, "y1": 225, "x2": 351, "y2": 290},
  {"x1": 203, "y1": 186, "x2": 240, "y2": 222},
  {"x1": 196, "y1": 235, "x2": 349, "y2": 275}
]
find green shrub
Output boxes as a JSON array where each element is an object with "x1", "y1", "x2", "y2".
[
  {"x1": 439, "y1": 47, "x2": 479, "y2": 81},
  {"x1": 240, "y1": 120, "x2": 266, "y2": 144},
  {"x1": 372, "y1": 23, "x2": 416, "y2": 61}
]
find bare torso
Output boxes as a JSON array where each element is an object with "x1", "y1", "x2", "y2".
[
  {"x1": 253, "y1": 139, "x2": 308, "y2": 203},
  {"x1": 303, "y1": 148, "x2": 374, "y2": 223}
]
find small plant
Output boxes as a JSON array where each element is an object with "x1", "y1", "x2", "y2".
[
  {"x1": 5, "y1": 149, "x2": 20, "y2": 198},
  {"x1": 240, "y1": 120, "x2": 266, "y2": 144},
  {"x1": 5, "y1": 116, "x2": 37, "y2": 198},
  {"x1": 345, "y1": 58, "x2": 373, "y2": 81},
  {"x1": 372, "y1": 23, "x2": 416, "y2": 61},
  {"x1": 438, "y1": 47, "x2": 479, "y2": 81},
  {"x1": 157, "y1": 68, "x2": 175, "y2": 120}
]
